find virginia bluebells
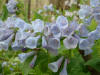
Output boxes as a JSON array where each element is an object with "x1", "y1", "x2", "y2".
[{"x1": 1, "y1": 1, "x2": 100, "y2": 74}]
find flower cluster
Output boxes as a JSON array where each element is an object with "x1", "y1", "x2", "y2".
[
  {"x1": 6, "y1": 0, "x2": 18, "y2": 14},
  {"x1": 78, "y1": 0, "x2": 100, "y2": 55},
  {"x1": 43, "y1": 4, "x2": 54, "y2": 11},
  {"x1": 1, "y1": 0, "x2": 100, "y2": 74}
]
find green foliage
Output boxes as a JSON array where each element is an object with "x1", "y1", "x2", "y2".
[
  {"x1": 16, "y1": 0, "x2": 24, "y2": 15},
  {"x1": 19, "y1": 56, "x2": 34, "y2": 75},
  {"x1": 0, "y1": 0, "x2": 100, "y2": 75},
  {"x1": 84, "y1": 39, "x2": 100, "y2": 72},
  {"x1": 87, "y1": 19, "x2": 97, "y2": 31},
  {"x1": 16, "y1": 0, "x2": 29, "y2": 22},
  {"x1": 0, "y1": 63, "x2": 2, "y2": 73},
  {"x1": 68, "y1": 57, "x2": 90, "y2": 75},
  {"x1": 85, "y1": 57, "x2": 100, "y2": 72},
  {"x1": 32, "y1": 11, "x2": 43, "y2": 20},
  {"x1": 1, "y1": 5, "x2": 8, "y2": 21}
]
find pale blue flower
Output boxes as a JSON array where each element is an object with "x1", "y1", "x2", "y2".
[
  {"x1": 84, "y1": 48, "x2": 93, "y2": 56},
  {"x1": 6, "y1": 0, "x2": 18, "y2": 13},
  {"x1": 56, "y1": 16, "x2": 68, "y2": 30},
  {"x1": 42, "y1": 36, "x2": 47, "y2": 48},
  {"x1": 48, "y1": 56, "x2": 64, "y2": 72},
  {"x1": 2, "y1": 62, "x2": 7, "y2": 67},
  {"x1": 60, "y1": 59, "x2": 68, "y2": 75},
  {"x1": 50, "y1": 24, "x2": 61, "y2": 38},
  {"x1": 0, "y1": 20, "x2": 3, "y2": 27},
  {"x1": 18, "y1": 51, "x2": 36, "y2": 63},
  {"x1": 78, "y1": 5, "x2": 92, "y2": 19},
  {"x1": 0, "y1": 34, "x2": 14, "y2": 51},
  {"x1": 48, "y1": 37, "x2": 60, "y2": 49},
  {"x1": 43, "y1": 25, "x2": 51, "y2": 36},
  {"x1": 79, "y1": 39, "x2": 94, "y2": 51},
  {"x1": 0, "y1": 28, "x2": 13, "y2": 41},
  {"x1": 25, "y1": 36, "x2": 40, "y2": 49},
  {"x1": 88, "y1": 30, "x2": 100, "y2": 40},
  {"x1": 90, "y1": 0, "x2": 100, "y2": 7},
  {"x1": 48, "y1": 4, "x2": 54, "y2": 11},
  {"x1": 63, "y1": 36, "x2": 78, "y2": 49},
  {"x1": 5, "y1": 16, "x2": 17, "y2": 28},
  {"x1": 94, "y1": 13, "x2": 100, "y2": 23},
  {"x1": 62, "y1": 20, "x2": 79, "y2": 37},
  {"x1": 38, "y1": 9, "x2": 43, "y2": 14},
  {"x1": 79, "y1": 25, "x2": 89, "y2": 37},
  {"x1": 32, "y1": 19, "x2": 44, "y2": 33},
  {"x1": 30, "y1": 55, "x2": 37, "y2": 68}
]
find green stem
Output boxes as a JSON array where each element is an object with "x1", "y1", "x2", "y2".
[{"x1": 69, "y1": 50, "x2": 72, "y2": 59}]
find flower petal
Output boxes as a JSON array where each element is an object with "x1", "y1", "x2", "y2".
[{"x1": 63, "y1": 36, "x2": 78, "y2": 49}]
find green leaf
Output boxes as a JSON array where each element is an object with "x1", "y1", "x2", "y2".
[
  {"x1": 19, "y1": 56, "x2": 34, "y2": 75},
  {"x1": 1, "y1": 5, "x2": 8, "y2": 21},
  {"x1": 85, "y1": 58, "x2": 100, "y2": 72},
  {"x1": 32, "y1": 11, "x2": 43, "y2": 20},
  {"x1": 36, "y1": 51, "x2": 48, "y2": 72}
]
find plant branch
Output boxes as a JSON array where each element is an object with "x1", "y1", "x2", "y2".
[
  {"x1": 28, "y1": 0, "x2": 31, "y2": 22},
  {"x1": 6, "y1": 0, "x2": 8, "y2": 3}
]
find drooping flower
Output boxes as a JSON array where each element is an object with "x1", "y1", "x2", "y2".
[
  {"x1": 0, "y1": 28, "x2": 14, "y2": 41},
  {"x1": 42, "y1": 36, "x2": 60, "y2": 55},
  {"x1": 38, "y1": 9, "x2": 43, "y2": 14},
  {"x1": 15, "y1": 18, "x2": 29, "y2": 31},
  {"x1": 2, "y1": 62, "x2": 7, "y2": 67},
  {"x1": 62, "y1": 20, "x2": 79, "y2": 37},
  {"x1": 94, "y1": 13, "x2": 100, "y2": 23},
  {"x1": 0, "y1": 34, "x2": 14, "y2": 51},
  {"x1": 0, "y1": 20, "x2": 3, "y2": 27},
  {"x1": 6, "y1": 0, "x2": 18, "y2": 14},
  {"x1": 84, "y1": 48, "x2": 93, "y2": 56},
  {"x1": 47, "y1": 37, "x2": 60, "y2": 49},
  {"x1": 12, "y1": 30, "x2": 31, "y2": 50},
  {"x1": 79, "y1": 25, "x2": 89, "y2": 37},
  {"x1": 43, "y1": 24, "x2": 51, "y2": 36},
  {"x1": 60, "y1": 59, "x2": 68, "y2": 75},
  {"x1": 48, "y1": 4, "x2": 54, "y2": 11},
  {"x1": 43, "y1": 5, "x2": 48, "y2": 11},
  {"x1": 48, "y1": 56, "x2": 64, "y2": 72},
  {"x1": 56, "y1": 16, "x2": 68, "y2": 30},
  {"x1": 90, "y1": 0, "x2": 100, "y2": 7},
  {"x1": 78, "y1": 5, "x2": 92, "y2": 19},
  {"x1": 18, "y1": 51, "x2": 36, "y2": 63},
  {"x1": 30, "y1": 55, "x2": 37, "y2": 68},
  {"x1": 50, "y1": 24, "x2": 61, "y2": 38},
  {"x1": 43, "y1": 4, "x2": 54, "y2": 11},
  {"x1": 63, "y1": 36, "x2": 78, "y2": 49},
  {"x1": 25, "y1": 36, "x2": 40, "y2": 49},
  {"x1": 12, "y1": 40, "x2": 22, "y2": 50},
  {"x1": 79, "y1": 39, "x2": 94, "y2": 51},
  {"x1": 96, "y1": 24, "x2": 100, "y2": 31},
  {"x1": 88, "y1": 30, "x2": 100, "y2": 40},
  {"x1": 4, "y1": 16, "x2": 17, "y2": 28},
  {"x1": 31, "y1": 19, "x2": 44, "y2": 33},
  {"x1": 42, "y1": 36, "x2": 47, "y2": 48}
]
